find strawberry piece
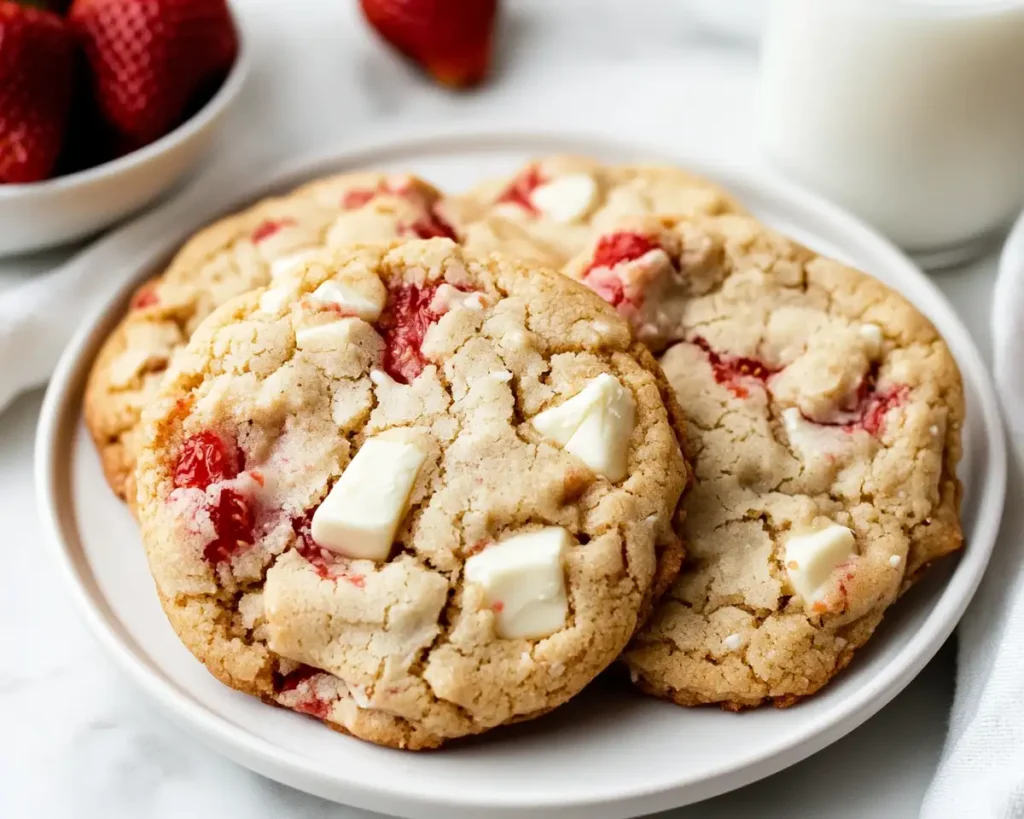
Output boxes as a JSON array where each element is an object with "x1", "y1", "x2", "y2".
[
  {"x1": 814, "y1": 370, "x2": 909, "y2": 436},
  {"x1": 274, "y1": 666, "x2": 332, "y2": 719},
  {"x1": 70, "y1": 0, "x2": 238, "y2": 146},
  {"x1": 251, "y1": 218, "x2": 294, "y2": 244},
  {"x1": 692, "y1": 336, "x2": 779, "y2": 400},
  {"x1": 130, "y1": 285, "x2": 160, "y2": 310},
  {"x1": 581, "y1": 232, "x2": 661, "y2": 310},
  {"x1": 583, "y1": 268, "x2": 628, "y2": 309},
  {"x1": 0, "y1": 2, "x2": 75, "y2": 183},
  {"x1": 586, "y1": 232, "x2": 659, "y2": 273},
  {"x1": 857, "y1": 387, "x2": 908, "y2": 436},
  {"x1": 360, "y1": 0, "x2": 498, "y2": 88},
  {"x1": 342, "y1": 188, "x2": 379, "y2": 209},
  {"x1": 173, "y1": 431, "x2": 239, "y2": 489},
  {"x1": 172, "y1": 431, "x2": 253, "y2": 564},
  {"x1": 496, "y1": 165, "x2": 545, "y2": 214},
  {"x1": 204, "y1": 487, "x2": 254, "y2": 564},
  {"x1": 402, "y1": 208, "x2": 457, "y2": 241},
  {"x1": 378, "y1": 283, "x2": 445, "y2": 384},
  {"x1": 291, "y1": 509, "x2": 366, "y2": 586}
]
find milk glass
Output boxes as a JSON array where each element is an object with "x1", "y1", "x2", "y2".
[{"x1": 760, "y1": 0, "x2": 1024, "y2": 267}]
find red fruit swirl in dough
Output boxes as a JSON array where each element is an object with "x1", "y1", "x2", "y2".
[
  {"x1": 495, "y1": 165, "x2": 545, "y2": 214},
  {"x1": 855, "y1": 387, "x2": 908, "y2": 436},
  {"x1": 378, "y1": 282, "x2": 471, "y2": 384},
  {"x1": 691, "y1": 336, "x2": 780, "y2": 400},
  {"x1": 291, "y1": 510, "x2": 366, "y2": 587},
  {"x1": 251, "y1": 218, "x2": 295, "y2": 243},
  {"x1": 341, "y1": 178, "x2": 418, "y2": 210},
  {"x1": 274, "y1": 666, "x2": 332, "y2": 719},
  {"x1": 813, "y1": 369, "x2": 910, "y2": 436}
]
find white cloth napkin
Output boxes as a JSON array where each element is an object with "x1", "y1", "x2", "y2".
[
  {"x1": 0, "y1": 149, "x2": 270, "y2": 416},
  {"x1": 921, "y1": 215, "x2": 1024, "y2": 819}
]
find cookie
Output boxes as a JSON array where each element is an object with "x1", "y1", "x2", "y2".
[
  {"x1": 134, "y1": 239, "x2": 689, "y2": 748},
  {"x1": 84, "y1": 172, "x2": 455, "y2": 505},
  {"x1": 565, "y1": 213, "x2": 964, "y2": 708},
  {"x1": 440, "y1": 155, "x2": 744, "y2": 269}
]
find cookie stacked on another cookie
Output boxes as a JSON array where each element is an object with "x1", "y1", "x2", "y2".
[
  {"x1": 85, "y1": 172, "x2": 455, "y2": 506},
  {"x1": 563, "y1": 213, "x2": 964, "y2": 707},
  {"x1": 441, "y1": 155, "x2": 745, "y2": 268},
  {"x1": 134, "y1": 239, "x2": 689, "y2": 748}
]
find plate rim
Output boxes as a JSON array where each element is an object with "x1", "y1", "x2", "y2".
[{"x1": 35, "y1": 125, "x2": 1008, "y2": 818}]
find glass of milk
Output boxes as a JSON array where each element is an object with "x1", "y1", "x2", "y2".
[{"x1": 760, "y1": 0, "x2": 1024, "y2": 267}]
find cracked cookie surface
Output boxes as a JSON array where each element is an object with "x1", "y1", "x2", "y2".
[
  {"x1": 564, "y1": 213, "x2": 964, "y2": 708},
  {"x1": 85, "y1": 171, "x2": 454, "y2": 506},
  {"x1": 135, "y1": 239, "x2": 689, "y2": 748},
  {"x1": 439, "y1": 155, "x2": 744, "y2": 270}
]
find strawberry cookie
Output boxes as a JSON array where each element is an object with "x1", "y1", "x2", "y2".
[
  {"x1": 566, "y1": 213, "x2": 964, "y2": 708},
  {"x1": 85, "y1": 171, "x2": 456, "y2": 506},
  {"x1": 439, "y1": 155, "x2": 744, "y2": 268},
  {"x1": 134, "y1": 239, "x2": 689, "y2": 748}
]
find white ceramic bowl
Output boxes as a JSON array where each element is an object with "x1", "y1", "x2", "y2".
[{"x1": 0, "y1": 19, "x2": 249, "y2": 257}]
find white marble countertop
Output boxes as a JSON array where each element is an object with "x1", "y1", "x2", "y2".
[{"x1": 0, "y1": 1, "x2": 1002, "y2": 816}]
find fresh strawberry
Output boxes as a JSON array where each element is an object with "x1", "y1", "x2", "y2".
[
  {"x1": 0, "y1": 1, "x2": 75, "y2": 184},
  {"x1": 360, "y1": 0, "x2": 498, "y2": 88},
  {"x1": 69, "y1": 0, "x2": 238, "y2": 147}
]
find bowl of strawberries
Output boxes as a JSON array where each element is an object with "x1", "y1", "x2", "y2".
[{"x1": 0, "y1": 0, "x2": 248, "y2": 256}]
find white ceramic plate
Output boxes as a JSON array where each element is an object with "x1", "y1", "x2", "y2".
[{"x1": 36, "y1": 129, "x2": 1006, "y2": 819}]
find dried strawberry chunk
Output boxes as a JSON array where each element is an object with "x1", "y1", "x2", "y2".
[
  {"x1": 204, "y1": 488, "x2": 255, "y2": 564},
  {"x1": 251, "y1": 218, "x2": 295, "y2": 243},
  {"x1": 173, "y1": 431, "x2": 240, "y2": 490},
  {"x1": 292, "y1": 510, "x2": 366, "y2": 586},
  {"x1": 379, "y1": 282, "x2": 463, "y2": 384},
  {"x1": 692, "y1": 336, "x2": 779, "y2": 399},
  {"x1": 495, "y1": 165, "x2": 545, "y2": 215}
]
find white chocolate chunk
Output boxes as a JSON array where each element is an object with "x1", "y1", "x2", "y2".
[
  {"x1": 270, "y1": 248, "x2": 321, "y2": 280},
  {"x1": 531, "y1": 374, "x2": 635, "y2": 481},
  {"x1": 475, "y1": 369, "x2": 512, "y2": 387},
  {"x1": 310, "y1": 279, "x2": 384, "y2": 321},
  {"x1": 858, "y1": 323, "x2": 884, "y2": 357},
  {"x1": 259, "y1": 285, "x2": 292, "y2": 314},
  {"x1": 784, "y1": 523, "x2": 857, "y2": 602},
  {"x1": 295, "y1": 318, "x2": 361, "y2": 351},
  {"x1": 464, "y1": 527, "x2": 570, "y2": 639},
  {"x1": 889, "y1": 554, "x2": 902, "y2": 567},
  {"x1": 429, "y1": 283, "x2": 488, "y2": 314},
  {"x1": 723, "y1": 633, "x2": 744, "y2": 651},
  {"x1": 529, "y1": 173, "x2": 598, "y2": 223},
  {"x1": 311, "y1": 436, "x2": 427, "y2": 561}
]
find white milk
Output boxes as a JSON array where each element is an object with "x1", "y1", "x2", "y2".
[{"x1": 760, "y1": 0, "x2": 1024, "y2": 263}]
